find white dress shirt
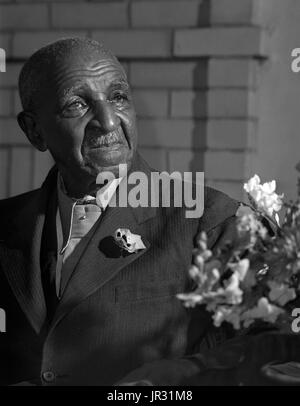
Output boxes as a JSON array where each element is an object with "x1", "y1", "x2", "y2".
[{"x1": 55, "y1": 174, "x2": 122, "y2": 298}]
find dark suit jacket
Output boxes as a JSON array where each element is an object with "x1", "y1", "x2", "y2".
[{"x1": 0, "y1": 154, "x2": 239, "y2": 385}]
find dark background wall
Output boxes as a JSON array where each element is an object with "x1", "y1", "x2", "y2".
[{"x1": 0, "y1": 0, "x2": 299, "y2": 201}]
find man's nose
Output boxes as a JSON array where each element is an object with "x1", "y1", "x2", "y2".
[{"x1": 92, "y1": 100, "x2": 120, "y2": 133}]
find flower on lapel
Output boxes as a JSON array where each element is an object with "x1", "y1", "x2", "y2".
[{"x1": 113, "y1": 228, "x2": 146, "y2": 254}]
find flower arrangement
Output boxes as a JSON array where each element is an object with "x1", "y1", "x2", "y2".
[{"x1": 178, "y1": 173, "x2": 300, "y2": 331}]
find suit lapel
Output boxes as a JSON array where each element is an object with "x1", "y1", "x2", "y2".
[
  {"x1": 51, "y1": 203, "x2": 154, "y2": 329},
  {"x1": 50, "y1": 154, "x2": 157, "y2": 330}
]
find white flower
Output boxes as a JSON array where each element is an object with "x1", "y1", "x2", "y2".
[
  {"x1": 229, "y1": 259, "x2": 256, "y2": 289},
  {"x1": 235, "y1": 204, "x2": 266, "y2": 247},
  {"x1": 244, "y1": 175, "x2": 283, "y2": 218},
  {"x1": 244, "y1": 174, "x2": 261, "y2": 195},
  {"x1": 176, "y1": 292, "x2": 204, "y2": 308},
  {"x1": 203, "y1": 266, "x2": 221, "y2": 291},
  {"x1": 212, "y1": 306, "x2": 242, "y2": 330},
  {"x1": 229, "y1": 259, "x2": 250, "y2": 281},
  {"x1": 188, "y1": 265, "x2": 202, "y2": 280},
  {"x1": 114, "y1": 228, "x2": 146, "y2": 253},
  {"x1": 241, "y1": 297, "x2": 284, "y2": 327},
  {"x1": 222, "y1": 273, "x2": 244, "y2": 305},
  {"x1": 268, "y1": 281, "x2": 296, "y2": 306}
]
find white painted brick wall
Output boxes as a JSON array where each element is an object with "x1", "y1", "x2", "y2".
[
  {"x1": 0, "y1": 4, "x2": 49, "y2": 30},
  {"x1": 174, "y1": 27, "x2": 268, "y2": 57},
  {"x1": 208, "y1": 59, "x2": 258, "y2": 88},
  {"x1": 0, "y1": 0, "x2": 266, "y2": 198},
  {"x1": 13, "y1": 31, "x2": 88, "y2": 58},
  {"x1": 51, "y1": 2, "x2": 128, "y2": 29},
  {"x1": 138, "y1": 118, "x2": 206, "y2": 149},
  {"x1": 210, "y1": 0, "x2": 260, "y2": 25},
  {"x1": 133, "y1": 90, "x2": 169, "y2": 118},
  {"x1": 131, "y1": 1, "x2": 202, "y2": 28},
  {"x1": 92, "y1": 30, "x2": 172, "y2": 58},
  {"x1": 0, "y1": 118, "x2": 28, "y2": 145},
  {"x1": 130, "y1": 62, "x2": 206, "y2": 89}
]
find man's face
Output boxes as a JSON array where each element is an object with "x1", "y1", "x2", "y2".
[{"x1": 33, "y1": 50, "x2": 138, "y2": 194}]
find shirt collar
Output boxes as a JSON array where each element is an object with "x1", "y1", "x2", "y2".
[{"x1": 57, "y1": 173, "x2": 122, "y2": 253}]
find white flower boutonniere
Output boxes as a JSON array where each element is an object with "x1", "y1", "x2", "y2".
[{"x1": 113, "y1": 228, "x2": 146, "y2": 254}]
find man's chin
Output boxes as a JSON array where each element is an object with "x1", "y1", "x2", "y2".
[{"x1": 85, "y1": 149, "x2": 134, "y2": 178}]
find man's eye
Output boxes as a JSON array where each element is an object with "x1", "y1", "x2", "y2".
[
  {"x1": 66, "y1": 100, "x2": 88, "y2": 110},
  {"x1": 110, "y1": 93, "x2": 128, "y2": 106}
]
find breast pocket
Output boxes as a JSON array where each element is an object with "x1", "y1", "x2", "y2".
[{"x1": 114, "y1": 279, "x2": 185, "y2": 304}]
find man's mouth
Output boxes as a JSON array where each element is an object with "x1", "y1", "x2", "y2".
[{"x1": 85, "y1": 128, "x2": 126, "y2": 149}]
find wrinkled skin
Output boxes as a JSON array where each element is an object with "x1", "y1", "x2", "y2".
[{"x1": 18, "y1": 48, "x2": 138, "y2": 198}]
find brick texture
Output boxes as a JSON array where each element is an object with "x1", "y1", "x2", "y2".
[
  {"x1": 168, "y1": 149, "x2": 205, "y2": 173},
  {"x1": 204, "y1": 151, "x2": 248, "y2": 180},
  {"x1": 0, "y1": 63, "x2": 22, "y2": 88},
  {"x1": 130, "y1": 62, "x2": 207, "y2": 89},
  {"x1": 0, "y1": 118, "x2": 27, "y2": 145},
  {"x1": 0, "y1": 89, "x2": 12, "y2": 116},
  {"x1": 13, "y1": 31, "x2": 88, "y2": 58},
  {"x1": 131, "y1": 1, "x2": 202, "y2": 28},
  {"x1": 210, "y1": 0, "x2": 261, "y2": 25},
  {"x1": 208, "y1": 59, "x2": 258, "y2": 88},
  {"x1": 133, "y1": 90, "x2": 169, "y2": 118},
  {"x1": 13, "y1": 90, "x2": 22, "y2": 115},
  {"x1": 207, "y1": 120, "x2": 257, "y2": 150},
  {"x1": 0, "y1": 4, "x2": 48, "y2": 30},
  {"x1": 51, "y1": 3, "x2": 128, "y2": 29},
  {"x1": 137, "y1": 119, "x2": 206, "y2": 149},
  {"x1": 208, "y1": 90, "x2": 257, "y2": 118},
  {"x1": 92, "y1": 30, "x2": 172, "y2": 58},
  {"x1": 174, "y1": 27, "x2": 268, "y2": 57},
  {"x1": 0, "y1": 34, "x2": 11, "y2": 58},
  {"x1": 139, "y1": 148, "x2": 167, "y2": 172},
  {"x1": 171, "y1": 91, "x2": 207, "y2": 118},
  {"x1": 0, "y1": 0, "x2": 267, "y2": 198}
]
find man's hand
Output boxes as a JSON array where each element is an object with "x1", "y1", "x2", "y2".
[
  {"x1": 236, "y1": 332, "x2": 300, "y2": 385},
  {"x1": 116, "y1": 332, "x2": 300, "y2": 386}
]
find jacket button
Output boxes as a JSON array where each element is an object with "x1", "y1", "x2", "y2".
[{"x1": 42, "y1": 371, "x2": 55, "y2": 383}]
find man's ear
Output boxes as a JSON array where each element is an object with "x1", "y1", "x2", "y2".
[{"x1": 17, "y1": 111, "x2": 48, "y2": 152}]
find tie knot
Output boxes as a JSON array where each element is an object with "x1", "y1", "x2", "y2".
[{"x1": 75, "y1": 196, "x2": 97, "y2": 206}]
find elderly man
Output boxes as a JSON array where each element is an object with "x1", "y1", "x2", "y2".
[{"x1": 0, "y1": 37, "x2": 298, "y2": 386}]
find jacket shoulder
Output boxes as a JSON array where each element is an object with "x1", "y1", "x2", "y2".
[
  {"x1": 0, "y1": 189, "x2": 40, "y2": 232},
  {"x1": 0, "y1": 165, "x2": 57, "y2": 220},
  {"x1": 0, "y1": 189, "x2": 39, "y2": 212},
  {"x1": 200, "y1": 186, "x2": 240, "y2": 232}
]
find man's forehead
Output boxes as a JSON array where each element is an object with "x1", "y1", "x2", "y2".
[
  {"x1": 67, "y1": 49, "x2": 119, "y2": 67},
  {"x1": 49, "y1": 52, "x2": 127, "y2": 92}
]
